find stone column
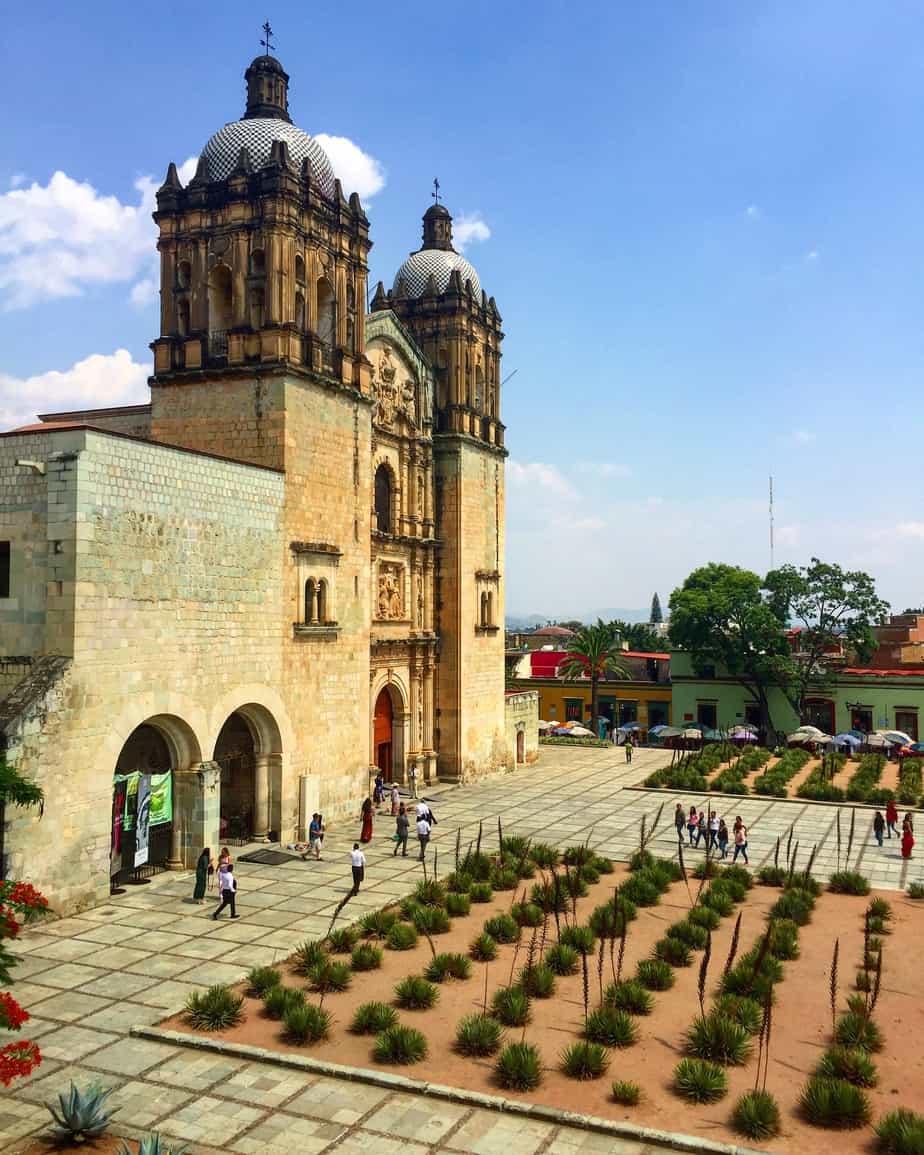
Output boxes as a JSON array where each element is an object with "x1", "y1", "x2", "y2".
[
  {"x1": 253, "y1": 754, "x2": 270, "y2": 841},
  {"x1": 172, "y1": 763, "x2": 221, "y2": 869},
  {"x1": 232, "y1": 235, "x2": 247, "y2": 328},
  {"x1": 423, "y1": 664, "x2": 434, "y2": 752}
]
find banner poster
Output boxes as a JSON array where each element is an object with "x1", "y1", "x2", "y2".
[
  {"x1": 110, "y1": 781, "x2": 126, "y2": 877},
  {"x1": 134, "y1": 774, "x2": 152, "y2": 868},
  {"x1": 148, "y1": 773, "x2": 173, "y2": 826}
]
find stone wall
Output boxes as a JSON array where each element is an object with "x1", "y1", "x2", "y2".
[
  {"x1": 38, "y1": 406, "x2": 153, "y2": 439},
  {"x1": 505, "y1": 690, "x2": 540, "y2": 768},
  {"x1": 0, "y1": 435, "x2": 51, "y2": 660}
]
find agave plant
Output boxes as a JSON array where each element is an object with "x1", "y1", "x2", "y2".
[
  {"x1": 119, "y1": 1138, "x2": 189, "y2": 1155},
  {"x1": 47, "y1": 1083, "x2": 116, "y2": 1142}
]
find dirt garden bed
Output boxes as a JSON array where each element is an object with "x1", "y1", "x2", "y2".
[{"x1": 159, "y1": 836, "x2": 924, "y2": 1155}]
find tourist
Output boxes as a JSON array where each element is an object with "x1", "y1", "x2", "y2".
[
  {"x1": 416, "y1": 811, "x2": 432, "y2": 861},
  {"x1": 193, "y1": 847, "x2": 212, "y2": 903},
  {"x1": 625, "y1": 734, "x2": 633, "y2": 764},
  {"x1": 408, "y1": 763, "x2": 419, "y2": 799},
  {"x1": 901, "y1": 816, "x2": 915, "y2": 860},
  {"x1": 709, "y1": 811, "x2": 719, "y2": 850},
  {"x1": 360, "y1": 797, "x2": 374, "y2": 843},
  {"x1": 350, "y1": 843, "x2": 367, "y2": 893},
  {"x1": 212, "y1": 862, "x2": 239, "y2": 919},
  {"x1": 886, "y1": 798, "x2": 899, "y2": 838},
  {"x1": 674, "y1": 804, "x2": 686, "y2": 842},
  {"x1": 717, "y1": 819, "x2": 729, "y2": 859},
  {"x1": 873, "y1": 811, "x2": 885, "y2": 848},
  {"x1": 687, "y1": 806, "x2": 699, "y2": 846},
  {"x1": 697, "y1": 811, "x2": 707, "y2": 848},
  {"x1": 904, "y1": 811, "x2": 915, "y2": 834},
  {"x1": 373, "y1": 772, "x2": 385, "y2": 808},
  {"x1": 394, "y1": 803, "x2": 409, "y2": 857},
  {"x1": 732, "y1": 820, "x2": 749, "y2": 864},
  {"x1": 390, "y1": 783, "x2": 400, "y2": 816},
  {"x1": 302, "y1": 813, "x2": 323, "y2": 860}
]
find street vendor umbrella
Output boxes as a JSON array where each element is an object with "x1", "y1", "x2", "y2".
[
  {"x1": 617, "y1": 722, "x2": 643, "y2": 732},
  {"x1": 680, "y1": 728, "x2": 703, "y2": 739},
  {"x1": 732, "y1": 722, "x2": 759, "y2": 734},
  {"x1": 880, "y1": 730, "x2": 913, "y2": 746},
  {"x1": 648, "y1": 724, "x2": 668, "y2": 735},
  {"x1": 864, "y1": 734, "x2": 889, "y2": 748},
  {"x1": 834, "y1": 733, "x2": 862, "y2": 748},
  {"x1": 909, "y1": 742, "x2": 924, "y2": 755},
  {"x1": 569, "y1": 726, "x2": 594, "y2": 737},
  {"x1": 730, "y1": 729, "x2": 758, "y2": 742}
]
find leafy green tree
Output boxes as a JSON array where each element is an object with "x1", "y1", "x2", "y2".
[
  {"x1": 650, "y1": 592, "x2": 663, "y2": 625},
  {"x1": 763, "y1": 558, "x2": 889, "y2": 720},
  {"x1": 668, "y1": 564, "x2": 791, "y2": 735},
  {"x1": 612, "y1": 620, "x2": 662, "y2": 653},
  {"x1": 558, "y1": 620, "x2": 631, "y2": 728}
]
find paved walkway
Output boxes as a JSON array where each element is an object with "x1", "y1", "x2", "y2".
[{"x1": 3, "y1": 745, "x2": 920, "y2": 1153}]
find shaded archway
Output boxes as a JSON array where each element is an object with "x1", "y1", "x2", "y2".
[
  {"x1": 213, "y1": 704, "x2": 283, "y2": 843},
  {"x1": 516, "y1": 729, "x2": 525, "y2": 765}
]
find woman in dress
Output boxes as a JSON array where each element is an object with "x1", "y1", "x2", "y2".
[
  {"x1": 192, "y1": 847, "x2": 212, "y2": 903},
  {"x1": 360, "y1": 797, "x2": 374, "y2": 843},
  {"x1": 886, "y1": 798, "x2": 899, "y2": 838},
  {"x1": 901, "y1": 817, "x2": 915, "y2": 859},
  {"x1": 390, "y1": 783, "x2": 400, "y2": 816},
  {"x1": 686, "y1": 806, "x2": 698, "y2": 846}
]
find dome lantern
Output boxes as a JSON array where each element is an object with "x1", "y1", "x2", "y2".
[{"x1": 244, "y1": 53, "x2": 291, "y2": 122}]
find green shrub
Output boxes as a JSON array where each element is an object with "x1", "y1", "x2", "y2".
[
  {"x1": 293, "y1": 939, "x2": 328, "y2": 974},
  {"x1": 701, "y1": 888, "x2": 735, "y2": 917},
  {"x1": 184, "y1": 985, "x2": 244, "y2": 1030},
  {"x1": 561, "y1": 1040, "x2": 610, "y2": 1080},
  {"x1": 245, "y1": 966, "x2": 281, "y2": 997},
  {"x1": 528, "y1": 842, "x2": 559, "y2": 868},
  {"x1": 799, "y1": 1075, "x2": 870, "y2": 1129},
  {"x1": 584, "y1": 1006, "x2": 637, "y2": 1048},
  {"x1": 628, "y1": 849, "x2": 655, "y2": 872},
  {"x1": 413, "y1": 878, "x2": 446, "y2": 907},
  {"x1": 692, "y1": 859, "x2": 721, "y2": 880},
  {"x1": 908, "y1": 881, "x2": 924, "y2": 900},
  {"x1": 876, "y1": 1108, "x2": 924, "y2": 1154},
  {"x1": 579, "y1": 861, "x2": 601, "y2": 885},
  {"x1": 563, "y1": 844, "x2": 596, "y2": 867},
  {"x1": 518, "y1": 962, "x2": 556, "y2": 998},
  {"x1": 868, "y1": 897, "x2": 893, "y2": 920},
  {"x1": 491, "y1": 985, "x2": 530, "y2": 1026},
  {"x1": 386, "y1": 921, "x2": 418, "y2": 951},
  {"x1": 732, "y1": 1089, "x2": 781, "y2": 1141},
  {"x1": 283, "y1": 1002, "x2": 331, "y2": 1044},
  {"x1": 459, "y1": 849, "x2": 494, "y2": 881},
  {"x1": 868, "y1": 914, "x2": 889, "y2": 935},
  {"x1": 308, "y1": 960, "x2": 352, "y2": 993},
  {"x1": 817, "y1": 1044, "x2": 877, "y2": 1087},
  {"x1": 511, "y1": 901, "x2": 544, "y2": 927},
  {"x1": 490, "y1": 867, "x2": 519, "y2": 892},
  {"x1": 350, "y1": 1001, "x2": 398, "y2": 1034},
  {"x1": 589, "y1": 897, "x2": 636, "y2": 938},
  {"x1": 611, "y1": 1079, "x2": 640, "y2": 1106},
  {"x1": 846, "y1": 993, "x2": 869, "y2": 1016},
  {"x1": 722, "y1": 865, "x2": 754, "y2": 889},
  {"x1": 636, "y1": 958, "x2": 674, "y2": 990},
  {"x1": 500, "y1": 834, "x2": 530, "y2": 857},
  {"x1": 559, "y1": 924, "x2": 595, "y2": 954},
  {"x1": 495, "y1": 1041, "x2": 542, "y2": 1090},
  {"x1": 769, "y1": 889, "x2": 814, "y2": 925},
  {"x1": 394, "y1": 975, "x2": 439, "y2": 1009},
  {"x1": 424, "y1": 952, "x2": 472, "y2": 983},
  {"x1": 545, "y1": 942, "x2": 580, "y2": 975},
  {"x1": 351, "y1": 943, "x2": 383, "y2": 971},
  {"x1": 263, "y1": 984, "x2": 304, "y2": 1020},
  {"x1": 469, "y1": 881, "x2": 493, "y2": 903},
  {"x1": 673, "y1": 1057, "x2": 728, "y2": 1103},
  {"x1": 769, "y1": 918, "x2": 800, "y2": 960},
  {"x1": 469, "y1": 932, "x2": 498, "y2": 961},
  {"x1": 790, "y1": 873, "x2": 823, "y2": 897},
  {"x1": 713, "y1": 994, "x2": 762, "y2": 1034},
  {"x1": 413, "y1": 905, "x2": 451, "y2": 935},
  {"x1": 455, "y1": 1013, "x2": 504, "y2": 1056},
  {"x1": 688, "y1": 905, "x2": 721, "y2": 930},
  {"x1": 619, "y1": 875, "x2": 662, "y2": 907},
  {"x1": 594, "y1": 855, "x2": 615, "y2": 874},
  {"x1": 836, "y1": 1011, "x2": 883, "y2": 1051},
  {"x1": 650, "y1": 859, "x2": 683, "y2": 887},
  {"x1": 685, "y1": 1012, "x2": 752, "y2": 1065},
  {"x1": 327, "y1": 926, "x2": 360, "y2": 953},
  {"x1": 856, "y1": 969, "x2": 872, "y2": 992},
  {"x1": 483, "y1": 913, "x2": 520, "y2": 943},
  {"x1": 605, "y1": 979, "x2": 653, "y2": 1015},
  {"x1": 530, "y1": 879, "x2": 569, "y2": 913},
  {"x1": 46, "y1": 1083, "x2": 116, "y2": 1144},
  {"x1": 446, "y1": 870, "x2": 473, "y2": 893},
  {"x1": 445, "y1": 892, "x2": 471, "y2": 917},
  {"x1": 374, "y1": 1024, "x2": 428, "y2": 1064},
  {"x1": 722, "y1": 951, "x2": 783, "y2": 1001},
  {"x1": 654, "y1": 937, "x2": 693, "y2": 967},
  {"x1": 665, "y1": 920, "x2": 709, "y2": 951},
  {"x1": 757, "y1": 865, "x2": 786, "y2": 886},
  {"x1": 711, "y1": 876, "x2": 748, "y2": 903},
  {"x1": 829, "y1": 871, "x2": 871, "y2": 895},
  {"x1": 360, "y1": 910, "x2": 398, "y2": 939}
]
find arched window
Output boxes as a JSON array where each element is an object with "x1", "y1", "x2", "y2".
[
  {"x1": 317, "y1": 579, "x2": 327, "y2": 624},
  {"x1": 317, "y1": 278, "x2": 336, "y2": 347},
  {"x1": 474, "y1": 364, "x2": 485, "y2": 411},
  {"x1": 374, "y1": 465, "x2": 393, "y2": 534},
  {"x1": 208, "y1": 265, "x2": 232, "y2": 353},
  {"x1": 295, "y1": 290, "x2": 305, "y2": 331},
  {"x1": 480, "y1": 592, "x2": 489, "y2": 627},
  {"x1": 304, "y1": 578, "x2": 317, "y2": 624},
  {"x1": 177, "y1": 298, "x2": 190, "y2": 337},
  {"x1": 250, "y1": 249, "x2": 266, "y2": 277},
  {"x1": 294, "y1": 253, "x2": 305, "y2": 285},
  {"x1": 250, "y1": 286, "x2": 265, "y2": 330},
  {"x1": 487, "y1": 591, "x2": 494, "y2": 626},
  {"x1": 177, "y1": 260, "x2": 191, "y2": 289}
]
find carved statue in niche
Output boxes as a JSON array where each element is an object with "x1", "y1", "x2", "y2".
[
  {"x1": 377, "y1": 562, "x2": 404, "y2": 620},
  {"x1": 372, "y1": 342, "x2": 418, "y2": 430}
]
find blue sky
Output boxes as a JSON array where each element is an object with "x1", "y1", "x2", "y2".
[{"x1": 2, "y1": 1, "x2": 923, "y2": 616}]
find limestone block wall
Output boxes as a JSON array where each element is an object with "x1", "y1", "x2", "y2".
[
  {"x1": 0, "y1": 434, "x2": 52, "y2": 660},
  {"x1": 505, "y1": 691, "x2": 540, "y2": 768},
  {"x1": 38, "y1": 405, "x2": 153, "y2": 439},
  {"x1": 435, "y1": 438, "x2": 506, "y2": 781},
  {"x1": 2, "y1": 426, "x2": 285, "y2": 914}
]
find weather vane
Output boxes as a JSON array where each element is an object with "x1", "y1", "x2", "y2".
[
  {"x1": 261, "y1": 21, "x2": 275, "y2": 54},
  {"x1": 432, "y1": 177, "x2": 441, "y2": 205}
]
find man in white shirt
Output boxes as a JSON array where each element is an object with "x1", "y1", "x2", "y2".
[
  {"x1": 350, "y1": 843, "x2": 366, "y2": 894},
  {"x1": 416, "y1": 815, "x2": 431, "y2": 861}
]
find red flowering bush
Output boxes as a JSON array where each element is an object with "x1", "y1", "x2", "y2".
[
  {"x1": 0, "y1": 1041, "x2": 42, "y2": 1086},
  {"x1": 0, "y1": 876, "x2": 49, "y2": 1084},
  {"x1": 0, "y1": 990, "x2": 29, "y2": 1030}
]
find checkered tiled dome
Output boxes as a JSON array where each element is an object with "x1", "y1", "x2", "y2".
[
  {"x1": 200, "y1": 118, "x2": 336, "y2": 197},
  {"x1": 392, "y1": 249, "x2": 482, "y2": 300}
]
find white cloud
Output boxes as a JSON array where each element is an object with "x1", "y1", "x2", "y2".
[
  {"x1": 806, "y1": 249, "x2": 819, "y2": 261},
  {"x1": 746, "y1": 204, "x2": 760, "y2": 219},
  {"x1": 313, "y1": 134, "x2": 385, "y2": 201},
  {"x1": 896, "y1": 522, "x2": 924, "y2": 539},
  {"x1": 507, "y1": 460, "x2": 576, "y2": 498},
  {"x1": 453, "y1": 213, "x2": 491, "y2": 251},
  {"x1": 0, "y1": 349, "x2": 151, "y2": 431},
  {"x1": 571, "y1": 516, "x2": 606, "y2": 531},
  {"x1": 791, "y1": 429, "x2": 816, "y2": 445},
  {"x1": 577, "y1": 461, "x2": 631, "y2": 479}
]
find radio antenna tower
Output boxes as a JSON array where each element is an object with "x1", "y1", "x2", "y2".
[{"x1": 769, "y1": 474, "x2": 775, "y2": 570}]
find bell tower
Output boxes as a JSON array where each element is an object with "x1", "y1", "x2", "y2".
[{"x1": 372, "y1": 198, "x2": 508, "y2": 781}]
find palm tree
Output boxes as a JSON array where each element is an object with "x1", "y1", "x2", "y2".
[{"x1": 557, "y1": 620, "x2": 632, "y2": 734}]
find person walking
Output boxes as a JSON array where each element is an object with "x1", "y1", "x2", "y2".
[
  {"x1": 193, "y1": 847, "x2": 212, "y2": 903},
  {"x1": 394, "y1": 803, "x2": 409, "y2": 856},
  {"x1": 674, "y1": 804, "x2": 686, "y2": 843},
  {"x1": 390, "y1": 783, "x2": 400, "y2": 816},
  {"x1": 732, "y1": 820, "x2": 749, "y2": 864},
  {"x1": 350, "y1": 843, "x2": 367, "y2": 893},
  {"x1": 624, "y1": 734, "x2": 633, "y2": 763},
  {"x1": 408, "y1": 763, "x2": 419, "y2": 799},
  {"x1": 697, "y1": 811, "x2": 707, "y2": 849},
  {"x1": 302, "y1": 813, "x2": 323, "y2": 860},
  {"x1": 360, "y1": 797, "x2": 374, "y2": 844},
  {"x1": 373, "y1": 773, "x2": 385, "y2": 808},
  {"x1": 687, "y1": 806, "x2": 699, "y2": 846},
  {"x1": 901, "y1": 817, "x2": 915, "y2": 859},
  {"x1": 212, "y1": 862, "x2": 239, "y2": 919},
  {"x1": 709, "y1": 811, "x2": 719, "y2": 850},
  {"x1": 873, "y1": 810, "x2": 885, "y2": 848},
  {"x1": 886, "y1": 798, "x2": 899, "y2": 839},
  {"x1": 717, "y1": 819, "x2": 729, "y2": 859},
  {"x1": 416, "y1": 812, "x2": 431, "y2": 861}
]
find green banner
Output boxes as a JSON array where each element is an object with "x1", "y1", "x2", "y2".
[{"x1": 116, "y1": 771, "x2": 172, "y2": 829}]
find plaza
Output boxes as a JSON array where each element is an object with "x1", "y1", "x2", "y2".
[{"x1": 3, "y1": 744, "x2": 919, "y2": 1154}]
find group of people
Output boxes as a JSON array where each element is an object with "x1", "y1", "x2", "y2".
[
  {"x1": 873, "y1": 800, "x2": 915, "y2": 858},
  {"x1": 192, "y1": 846, "x2": 240, "y2": 919},
  {"x1": 350, "y1": 795, "x2": 437, "y2": 893},
  {"x1": 674, "y1": 804, "x2": 749, "y2": 863}
]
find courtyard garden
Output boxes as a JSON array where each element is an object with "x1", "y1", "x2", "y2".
[{"x1": 165, "y1": 824, "x2": 924, "y2": 1154}]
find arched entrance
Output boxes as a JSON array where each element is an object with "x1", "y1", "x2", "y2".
[
  {"x1": 373, "y1": 688, "x2": 394, "y2": 781},
  {"x1": 215, "y1": 713, "x2": 256, "y2": 842},
  {"x1": 516, "y1": 729, "x2": 525, "y2": 765}
]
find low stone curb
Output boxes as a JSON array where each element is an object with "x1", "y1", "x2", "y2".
[{"x1": 132, "y1": 1025, "x2": 764, "y2": 1155}]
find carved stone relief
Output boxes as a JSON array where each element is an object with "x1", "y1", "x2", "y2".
[
  {"x1": 377, "y1": 562, "x2": 405, "y2": 620},
  {"x1": 371, "y1": 342, "x2": 418, "y2": 430}
]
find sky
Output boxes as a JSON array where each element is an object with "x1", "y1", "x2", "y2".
[{"x1": 2, "y1": 1, "x2": 924, "y2": 619}]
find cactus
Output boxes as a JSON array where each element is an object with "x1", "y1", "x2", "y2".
[
  {"x1": 120, "y1": 1135, "x2": 189, "y2": 1155},
  {"x1": 47, "y1": 1082, "x2": 116, "y2": 1142}
]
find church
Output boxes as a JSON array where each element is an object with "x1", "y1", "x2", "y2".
[{"x1": 0, "y1": 51, "x2": 538, "y2": 913}]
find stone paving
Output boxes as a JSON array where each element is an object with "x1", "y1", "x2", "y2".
[{"x1": 3, "y1": 744, "x2": 921, "y2": 1153}]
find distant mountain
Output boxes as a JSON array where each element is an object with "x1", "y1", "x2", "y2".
[{"x1": 506, "y1": 608, "x2": 653, "y2": 629}]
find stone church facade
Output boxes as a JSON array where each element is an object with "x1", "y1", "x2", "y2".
[{"x1": 0, "y1": 52, "x2": 536, "y2": 914}]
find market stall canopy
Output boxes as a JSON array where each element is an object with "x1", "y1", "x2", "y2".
[
  {"x1": 568, "y1": 726, "x2": 594, "y2": 737},
  {"x1": 834, "y1": 733, "x2": 862, "y2": 748},
  {"x1": 877, "y1": 730, "x2": 913, "y2": 746}
]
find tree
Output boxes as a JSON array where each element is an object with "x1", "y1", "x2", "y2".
[
  {"x1": 668, "y1": 564, "x2": 791, "y2": 735},
  {"x1": 763, "y1": 558, "x2": 889, "y2": 720},
  {"x1": 611, "y1": 620, "x2": 662, "y2": 653},
  {"x1": 557, "y1": 620, "x2": 631, "y2": 730},
  {"x1": 649, "y1": 592, "x2": 663, "y2": 625}
]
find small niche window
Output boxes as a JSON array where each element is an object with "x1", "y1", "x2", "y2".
[
  {"x1": 0, "y1": 541, "x2": 9, "y2": 598},
  {"x1": 295, "y1": 253, "x2": 305, "y2": 284},
  {"x1": 177, "y1": 298, "x2": 190, "y2": 337},
  {"x1": 304, "y1": 577, "x2": 330, "y2": 625},
  {"x1": 176, "y1": 260, "x2": 191, "y2": 289},
  {"x1": 250, "y1": 249, "x2": 266, "y2": 277},
  {"x1": 374, "y1": 465, "x2": 393, "y2": 534}
]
